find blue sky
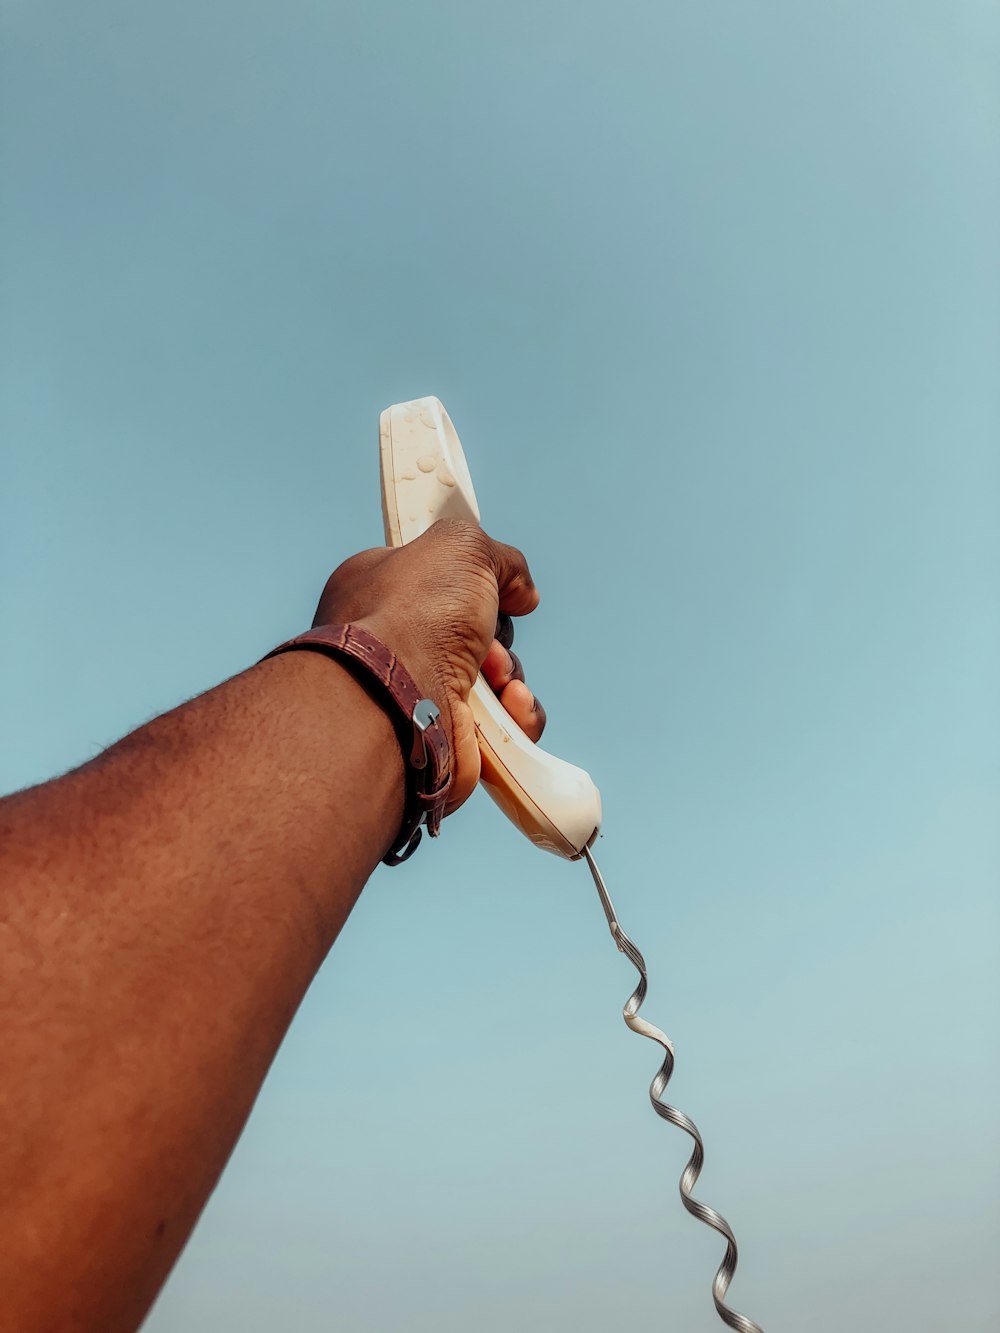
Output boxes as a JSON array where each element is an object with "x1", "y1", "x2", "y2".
[{"x1": 3, "y1": 3, "x2": 999, "y2": 1329}]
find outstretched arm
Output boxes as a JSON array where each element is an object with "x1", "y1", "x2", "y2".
[{"x1": 0, "y1": 521, "x2": 543, "y2": 1333}]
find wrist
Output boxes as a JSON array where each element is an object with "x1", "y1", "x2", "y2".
[
  {"x1": 257, "y1": 647, "x2": 407, "y2": 841},
  {"x1": 262, "y1": 623, "x2": 453, "y2": 864}
]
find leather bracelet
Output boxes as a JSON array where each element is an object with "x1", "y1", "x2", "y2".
[{"x1": 260, "y1": 623, "x2": 452, "y2": 866}]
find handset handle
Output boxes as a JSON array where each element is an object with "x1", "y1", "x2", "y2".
[{"x1": 379, "y1": 397, "x2": 601, "y2": 858}]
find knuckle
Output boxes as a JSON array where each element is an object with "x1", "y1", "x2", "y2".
[
  {"x1": 326, "y1": 546, "x2": 385, "y2": 585},
  {"x1": 427, "y1": 517, "x2": 482, "y2": 546}
]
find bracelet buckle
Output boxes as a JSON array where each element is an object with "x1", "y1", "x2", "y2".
[{"x1": 410, "y1": 699, "x2": 442, "y2": 770}]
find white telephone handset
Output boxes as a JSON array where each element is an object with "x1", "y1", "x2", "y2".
[{"x1": 379, "y1": 396, "x2": 601, "y2": 858}]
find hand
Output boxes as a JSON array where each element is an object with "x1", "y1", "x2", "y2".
[{"x1": 313, "y1": 519, "x2": 547, "y2": 811}]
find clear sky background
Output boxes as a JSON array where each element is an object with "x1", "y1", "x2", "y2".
[{"x1": 3, "y1": 3, "x2": 998, "y2": 1330}]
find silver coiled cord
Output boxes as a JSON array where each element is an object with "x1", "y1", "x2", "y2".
[{"x1": 583, "y1": 845, "x2": 764, "y2": 1333}]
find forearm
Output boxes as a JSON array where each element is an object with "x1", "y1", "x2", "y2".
[
  {"x1": 0, "y1": 650, "x2": 403, "y2": 1333},
  {"x1": 0, "y1": 520, "x2": 543, "y2": 1333}
]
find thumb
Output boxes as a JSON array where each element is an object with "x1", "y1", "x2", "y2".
[{"x1": 480, "y1": 530, "x2": 540, "y2": 617}]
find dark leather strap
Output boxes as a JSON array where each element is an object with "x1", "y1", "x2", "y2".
[{"x1": 260, "y1": 624, "x2": 452, "y2": 865}]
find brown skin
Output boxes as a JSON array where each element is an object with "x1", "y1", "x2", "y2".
[{"x1": 0, "y1": 520, "x2": 544, "y2": 1333}]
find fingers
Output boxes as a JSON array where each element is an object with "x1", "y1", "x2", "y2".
[
  {"x1": 475, "y1": 532, "x2": 542, "y2": 741},
  {"x1": 499, "y1": 680, "x2": 546, "y2": 742},
  {"x1": 481, "y1": 639, "x2": 523, "y2": 688},
  {"x1": 480, "y1": 639, "x2": 546, "y2": 742}
]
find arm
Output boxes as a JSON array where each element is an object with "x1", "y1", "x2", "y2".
[{"x1": 0, "y1": 521, "x2": 543, "y2": 1333}]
